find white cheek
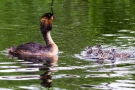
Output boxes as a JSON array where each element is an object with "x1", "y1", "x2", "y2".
[{"x1": 51, "y1": 17, "x2": 53, "y2": 20}]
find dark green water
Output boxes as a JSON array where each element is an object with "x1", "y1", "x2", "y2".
[{"x1": 0, "y1": 0, "x2": 135, "y2": 90}]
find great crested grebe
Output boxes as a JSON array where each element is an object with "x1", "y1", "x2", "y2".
[{"x1": 9, "y1": 13, "x2": 58, "y2": 56}]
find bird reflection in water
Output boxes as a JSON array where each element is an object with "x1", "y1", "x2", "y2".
[
  {"x1": 40, "y1": 67, "x2": 52, "y2": 87},
  {"x1": 39, "y1": 55, "x2": 58, "y2": 88},
  {"x1": 8, "y1": 54, "x2": 58, "y2": 88}
]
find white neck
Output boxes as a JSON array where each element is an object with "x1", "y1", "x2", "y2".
[
  {"x1": 44, "y1": 31, "x2": 54, "y2": 45},
  {"x1": 43, "y1": 31, "x2": 59, "y2": 55}
]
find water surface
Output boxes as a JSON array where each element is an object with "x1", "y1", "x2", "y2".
[{"x1": 0, "y1": 0, "x2": 135, "y2": 90}]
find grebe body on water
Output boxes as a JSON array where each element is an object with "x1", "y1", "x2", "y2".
[{"x1": 9, "y1": 13, "x2": 58, "y2": 56}]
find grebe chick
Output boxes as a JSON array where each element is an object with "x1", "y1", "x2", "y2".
[
  {"x1": 95, "y1": 44, "x2": 102, "y2": 50},
  {"x1": 85, "y1": 46, "x2": 92, "y2": 54},
  {"x1": 9, "y1": 13, "x2": 58, "y2": 56},
  {"x1": 92, "y1": 44, "x2": 103, "y2": 56}
]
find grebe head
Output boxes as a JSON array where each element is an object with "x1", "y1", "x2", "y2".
[
  {"x1": 40, "y1": 13, "x2": 54, "y2": 34},
  {"x1": 41, "y1": 13, "x2": 53, "y2": 20}
]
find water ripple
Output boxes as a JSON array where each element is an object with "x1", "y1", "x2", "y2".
[
  {"x1": 0, "y1": 68, "x2": 39, "y2": 73},
  {"x1": 0, "y1": 66, "x2": 20, "y2": 69},
  {"x1": 85, "y1": 74, "x2": 124, "y2": 78},
  {"x1": 0, "y1": 88, "x2": 13, "y2": 90},
  {"x1": 85, "y1": 79, "x2": 135, "y2": 90},
  {"x1": 0, "y1": 62, "x2": 16, "y2": 65},
  {"x1": 0, "y1": 75, "x2": 39, "y2": 80}
]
